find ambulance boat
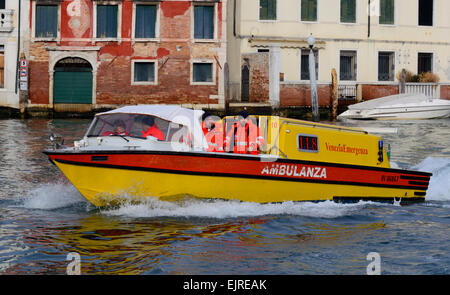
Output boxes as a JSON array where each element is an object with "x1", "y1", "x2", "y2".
[{"x1": 44, "y1": 105, "x2": 431, "y2": 207}]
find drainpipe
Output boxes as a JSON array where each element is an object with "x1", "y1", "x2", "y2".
[
  {"x1": 233, "y1": 0, "x2": 236, "y2": 37},
  {"x1": 368, "y1": 0, "x2": 371, "y2": 38},
  {"x1": 15, "y1": 0, "x2": 22, "y2": 94}
]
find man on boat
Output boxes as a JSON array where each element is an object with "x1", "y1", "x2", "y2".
[
  {"x1": 225, "y1": 110, "x2": 265, "y2": 155},
  {"x1": 102, "y1": 119, "x2": 129, "y2": 136},
  {"x1": 139, "y1": 116, "x2": 165, "y2": 141},
  {"x1": 202, "y1": 112, "x2": 225, "y2": 152}
]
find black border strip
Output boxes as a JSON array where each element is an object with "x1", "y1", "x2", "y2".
[
  {"x1": 44, "y1": 149, "x2": 433, "y2": 177},
  {"x1": 408, "y1": 181, "x2": 430, "y2": 186},
  {"x1": 53, "y1": 158, "x2": 430, "y2": 191},
  {"x1": 400, "y1": 175, "x2": 431, "y2": 181}
]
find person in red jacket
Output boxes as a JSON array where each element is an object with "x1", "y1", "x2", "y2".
[
  {"x1": 225, "y1": 110, "x2": 265, "y2": 155},
  {"x1": 202, "y1": 112, "x2": 224, "y2": 152},
  {"x1": 102, "y1": 119, "x2": 129, "y2": 136},
  {"x1": 140, "y1": 116, "x2": 165, "y2": 141}
]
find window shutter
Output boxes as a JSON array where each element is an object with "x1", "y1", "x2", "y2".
[
  {"x1": 260, "y1": 0, "x2": 268, "y2": 20},
  {"x1": 380, "y1": 0, "x2": 394, "y2": 25},
  {"x1": 136, "y1": 5, "x2": 156, "y2": 38},
  {"x1": 97, "y1": 5, "x2": 117, "y2": 38},
  {"x1": 194, "y1": 6, "x2": 213, "y2": 39},
  {"x1": 194, "y1": 63, "x2": 212, "y2": 82},
  {"x1": 36, "y1": 5, "x2": 57, "y2": 38},
  {"x1": 341, "y1": 0, "x2": 356, "y2": 23},
  {"x1": 302, "y1": 0, "x2": 317, "y2": 21},
  {"x1": 268, "y1": 0, "x2": 276, "y2": 20}
]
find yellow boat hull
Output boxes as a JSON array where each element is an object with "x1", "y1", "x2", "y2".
[{"x1": 55, "y1": 159, "x2": 426, "y2": 207}]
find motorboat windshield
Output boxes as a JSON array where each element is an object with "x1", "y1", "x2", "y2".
[{"x1": 85, "y1": 105, "x2": 208, "y2": 149}]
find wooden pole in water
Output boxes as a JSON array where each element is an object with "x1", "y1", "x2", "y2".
[{"x1": 331, "y1": 68, "x2": 338, "y2": 121}]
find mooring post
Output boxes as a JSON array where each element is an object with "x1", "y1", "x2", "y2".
[
  {"x1": 331, "y1": 68, "x2": 338, "y2": 121},
  {"x1": 307, "y1": 34, "x2": 319, "y2": 122}
]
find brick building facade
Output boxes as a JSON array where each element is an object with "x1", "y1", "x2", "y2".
[{"x1": 27, "y1": 0, "x2": 226, "y2": 113}]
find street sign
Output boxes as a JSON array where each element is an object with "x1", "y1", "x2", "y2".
[
  {"x1": 20, "y1": 81, "x2": 28, "y2": 91},
  {"x1": 20, "y1": 68, "x2": 27, "y2": 77},
  {"x1": 20, "y1": 59, "x2": 28, "y2": 68}
]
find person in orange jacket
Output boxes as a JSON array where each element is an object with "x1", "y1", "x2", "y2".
[
  {"x1": 224, "y1": 110, "x2": 264, "y2": 155},
  {"x1": 202, "y1": 112, "x2": 225, "y2": 152},
  {"x1": 140, "y1": 116, "x2": 165, "y2": 141}
]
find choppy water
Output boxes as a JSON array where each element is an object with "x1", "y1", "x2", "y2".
[{"x1": 0, "y1": 118, "x2": 449, "y2": 275}]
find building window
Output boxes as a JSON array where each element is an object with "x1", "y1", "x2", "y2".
[
  {"x1": 418, "y1": 0, "x2": 433, "y2": 26},
  {"x1": 301, "y1": 0, "x2": 317, "y2": 22},
  {"x1": 193, "y1": 63, "x2": 213, "y2": 83},
  {"x1": 135, "y1": 4, "x2": 156, "y2": 38},
  {"x1": 0, "y1": 0, "x2": 5, "y2": 9},
  {"x1": 379, "y1": 0, "x2": 394, "y2": 25},
  {"x1": 378, "y1": 52, "x2": 395, "y2": 81},
  {"x1": 194, "y1": 5, "x2": 214, "y2": 39},
  {"x1": 0, "y1": 45, "x2": 4, "y2": 88},
  {"x1": 418, "y1": 53, "x2": 433, "y2": 74},
  {"x1": 340, "y1": 0, "x2": 356, "y2": 23},
  {"x1": 133, "y1": 62, "x2": 156, "y2": 83},
  {"x1": 300, "y1": 49, "x2": 318, "y2": 80},
  {"x1": 35, "y1": 5, "x2": 58, "y2": 38},
  {"x1": 97, "y1": 5, "x2": 118, "y2": 38},
  {"x1": 340, "y1": 50, "x2": 357, "y2": 81},
  {"x1": 259, "y1": 0, "x2": 276, "y2": 20}
]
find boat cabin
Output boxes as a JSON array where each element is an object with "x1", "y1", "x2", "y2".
[{"x1": 77, "y1": 105, "x2": 390, "y2": 169}]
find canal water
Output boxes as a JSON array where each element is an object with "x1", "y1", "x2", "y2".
[{"x1": 0, "y1": 118, "x2": 449, "y2": 275}]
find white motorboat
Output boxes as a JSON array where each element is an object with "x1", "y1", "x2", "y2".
[{"x1": 338, "y1": 93, "x2": 450, "y2": 120}]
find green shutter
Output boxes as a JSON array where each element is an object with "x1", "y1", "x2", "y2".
[
  {"x1": 380, "y1": 0, "x2": 394, "y2": 25},
  {"x1": 341, "y1": 0, "x2": 356, "y2": 23},
  {"x1": 97, "y1": 5, "x2": 118, "y2": 38},
  {"x1": 301, "y1": 0, "x2": 317, "y2": 22},
  {"x1": 35, "y1": 5, "x2": 57, "y2": 38},
  {"x1": 260, "y1": 0, "x2": 276, "y2": 20}
]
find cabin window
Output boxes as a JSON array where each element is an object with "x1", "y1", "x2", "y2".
[
  {"x1": 97, "y1": 5, "x2": 118, "y2": 38},
  {"x1": 194, "y1": 5, "x2": 214, "y2": 39},
  {"x1": 35, "y1": 5, "x2": 58, "y2": 38},
  {"x1": 135, "y1": 4, "x2": 157, "y2": 38},
  {"x1": 418, "y1": 53, "x2": 433, "y2": 74},
  {"x1": 87, "y1": 114, "x2": 169, "y2": 141},
  {"x1": 301, "y1": 0, "x2": 317, "y2": 22},
  {"x1": 297, "y1": 134, "x2": 319, "y2": 152},
  {"x1": 260, "y1": 0, "x2": 276, "y2": 20},
  {"x1": 378, "y1": 52, "x2": 395, "y2": 81},
  {"x1": 340, "y1": 0, "x2": 356, "y2": 23},
  {"x1": 300, "y1": 49, "x2": 319, "y2": 80},
  {"x1": 379, "y1": 0, "x2": 395, "y2": 25},
  {"x1": 340, "y1": 50, "x2": 357, "y2": 81},
  {"x1": 133, "y1": 61, "x2": 156, "y2": 84},
  {"x1": 418, "y1": 0, "x2": 433, "y2": 26},
  {"x1": 193, "y1": 62, "x2": 213, "y2": 83}
]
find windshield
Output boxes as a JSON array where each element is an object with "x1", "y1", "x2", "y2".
[{"x1": 86, "y1": 113, "x2": 186, "y2": 142}]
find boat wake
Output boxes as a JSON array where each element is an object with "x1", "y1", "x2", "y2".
[
  {"x1": 100, "y1": 197, "x2": 374, "y2": 219},
  {"x1": 19, "y1": 182, "x2": 87, "y2": 210},
  {"x1": 412, "y1": 157, "x2": 450, "y2": 201}
]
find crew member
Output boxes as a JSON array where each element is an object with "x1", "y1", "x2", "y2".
[
  {"x1": 224, "y1": 110, "x2": 264, "y2": 155},
  {"x1": 102, "y1": 119, "x2": 129, "y2": 136},
  {"x1": 141, "y1": 116, "x2": 165, "y2": 141},
  {"x1": 202, "y1": 112, "x2": 224, "y2": 152}
]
